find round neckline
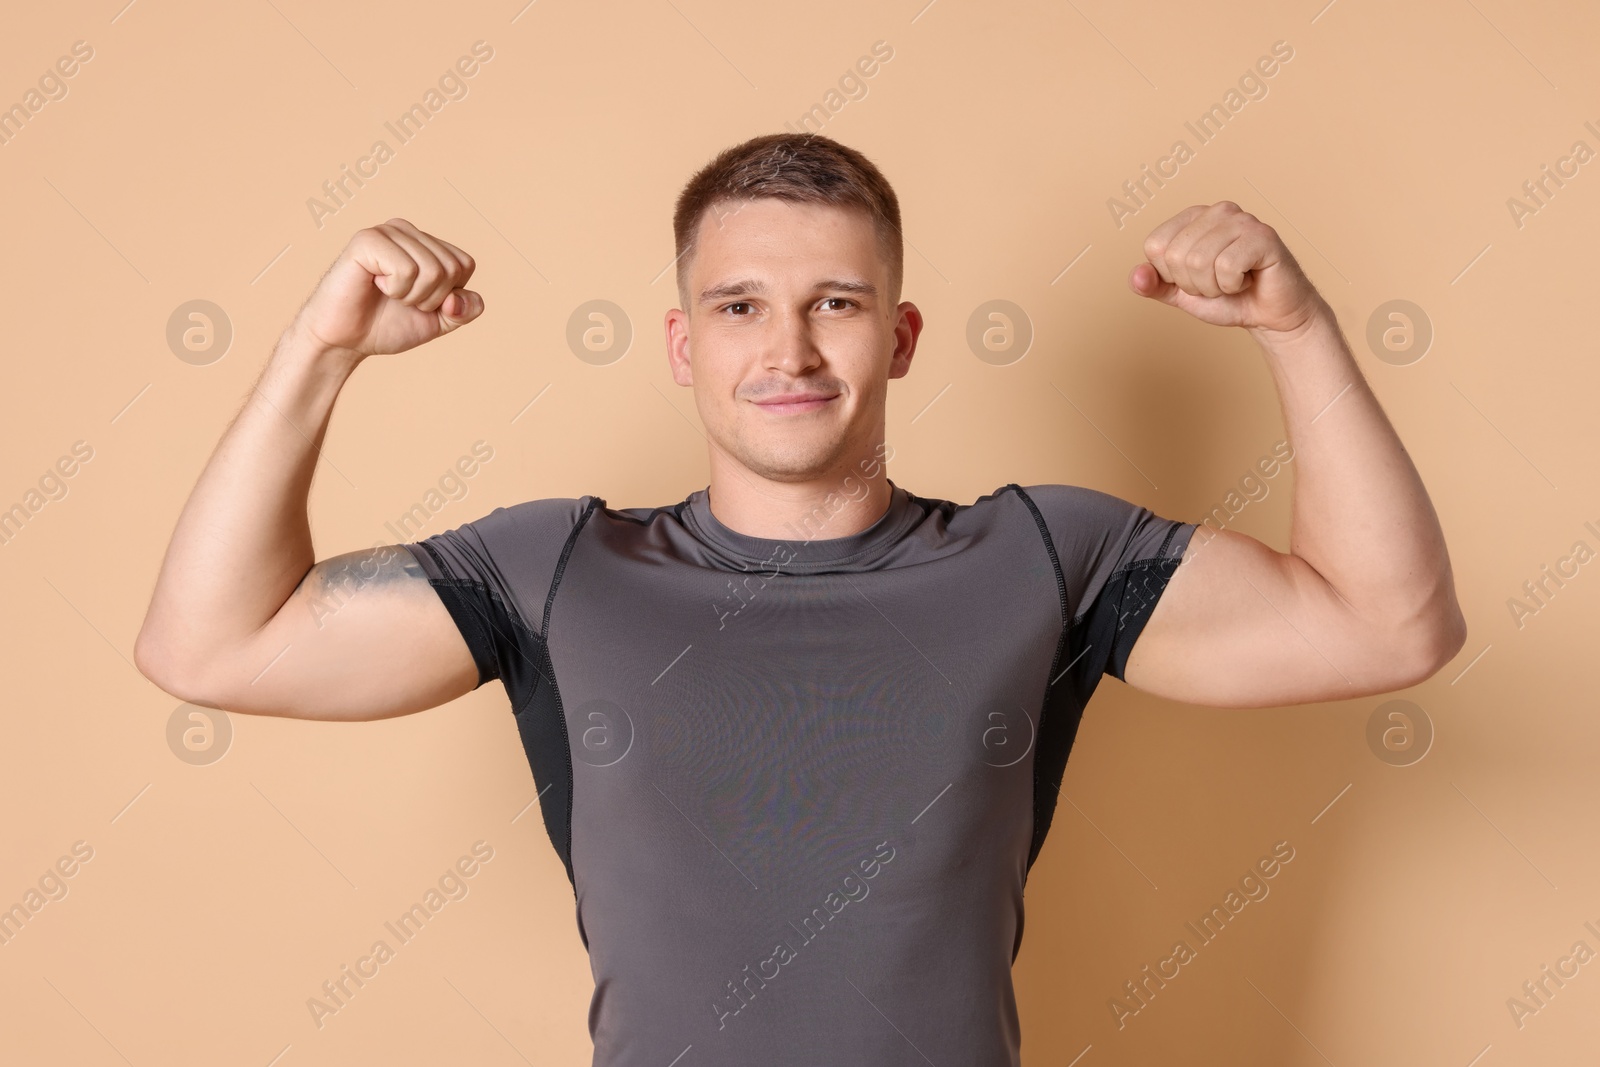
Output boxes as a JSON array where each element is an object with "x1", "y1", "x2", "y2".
[{"x1": 682, "y1": 478, "x2": 921, "y2": 572}]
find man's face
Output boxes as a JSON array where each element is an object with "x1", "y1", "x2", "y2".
[{"x1": 664, "y1": 198, "x2": 920, "y2": 484}]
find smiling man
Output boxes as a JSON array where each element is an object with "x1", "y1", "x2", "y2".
[{"x1": 135, "y1": 133, "x2": 1466, "y2": 1065}]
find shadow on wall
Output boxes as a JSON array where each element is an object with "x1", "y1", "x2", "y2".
[{"x1": 1009, "y1": 313, "x2": 1326, "y2": 1065}]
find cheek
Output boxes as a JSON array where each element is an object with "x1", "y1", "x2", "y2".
[{"x1": 691, "y1": 369, "x2": 745, "y2": 431}]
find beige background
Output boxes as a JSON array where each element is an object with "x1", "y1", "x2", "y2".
[{"x1": 2, "y1": 0, "x2": 1597, "y2": 1063}]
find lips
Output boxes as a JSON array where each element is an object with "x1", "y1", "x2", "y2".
[{"x1": 752, "y1": 393, "x2": 838, "y2": 413}]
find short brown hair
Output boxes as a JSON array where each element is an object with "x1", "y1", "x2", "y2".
[{"x1": 672, "y1": 132, "x2": 904, "y2": 311}]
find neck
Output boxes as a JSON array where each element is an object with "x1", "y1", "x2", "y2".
[{"x1": 704, "y1": 448, "x2": 894, "y2": 542}]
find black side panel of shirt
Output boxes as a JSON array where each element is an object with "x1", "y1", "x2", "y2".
[
  {"x1": 1010, "y1": 484, "x2": 1189, "y2": 876},
  {"x1": 410, "y1": 498, "x2": 601, "y2": 895}
]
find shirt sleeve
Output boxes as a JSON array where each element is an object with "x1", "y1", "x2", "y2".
[
  {"x1": 1017, "y1": 483, "x2": 1197, "y2": 685},
  {"x1": 398, "y1": 496, "x2": 592, "y2": 694}
]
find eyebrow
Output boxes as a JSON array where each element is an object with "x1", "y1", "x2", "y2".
[{"x1": 697, "y1": 277, "x2": 878, "y2": 305}]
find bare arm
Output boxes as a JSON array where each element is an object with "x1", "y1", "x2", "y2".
[
  {"x1": 134, "y1": 219, "x2": 488, "y2": 721},
  {"x1": 1119, "y1": 202, "x2": 1467, "y2": 708}
]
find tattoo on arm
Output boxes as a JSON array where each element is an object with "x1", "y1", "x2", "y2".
[{"x1": 296, "y1": 545, "x2": 428, "y2": 629}]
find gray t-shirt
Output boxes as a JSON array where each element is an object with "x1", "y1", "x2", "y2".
[{"x1": 403, "y1": 478, "x2": 1196, "y2": 1066}]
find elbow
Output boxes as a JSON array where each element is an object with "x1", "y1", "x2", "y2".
[
  {"x1": 1360, "y1": 550, "x2": 1470, "y2": 691},
  {"x1": 1383, "y1": 600, "x2": 1469, "y2": 691},
  {"x1": 133, "y1": 626, "x2": 180, "y2": 696},
  {"x1": 1437, "y1": 602, "x2": 1470, "y2": 665},
  {"x1": 133, "y1": 622, "x2": 204, "y2": 702},
  {"x1": 132, "y1": 623, "x2": 165, "y2": 685},
  {"x1": 1425, "y1": 555, "x2": 1471, "y2": 675}
]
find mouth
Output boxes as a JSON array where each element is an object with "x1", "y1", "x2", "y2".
[{"x1": 750, "y1": 394, "x2": 839, "y2": 415}]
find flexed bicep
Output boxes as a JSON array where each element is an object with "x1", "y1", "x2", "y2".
[{"x1": 1123, "y1": 528, "x2": 1446, "y2": 708}]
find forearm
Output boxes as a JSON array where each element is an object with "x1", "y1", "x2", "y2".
[
  {"x1": 136, "y1": 323, "x2": 361, "y2": 675},
  {"x1": 1249, "y1": 303, "x2": 1463, "y2": 648}
]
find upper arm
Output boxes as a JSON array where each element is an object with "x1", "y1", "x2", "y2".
[
  {"x1": 1123, "y1": 526, "x2": 1444, "y2": 707},
  {"x1": 162, "y1": 497, "x2": 589, "y2": 722},
  {"x1": 176, "y1": 543, "x2": 483, "y2": 721}
]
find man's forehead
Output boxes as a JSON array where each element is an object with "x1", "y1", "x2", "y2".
[
  {"x1": 697, "y1": 197, "x2": 874, "y2": 241},
  {"x1": 693, "y1": 201, "x2": 877, "y2": 266}
]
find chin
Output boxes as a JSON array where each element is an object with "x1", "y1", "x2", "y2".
[
  {"x1": 737, "y1": 444, "x2": 848, "y2": 483},
  {"x1": 743, "y1": 457, "x2": 834, "y2": 483},
  {"x1": 721, "y1": 423, "x2": 857, "y2": 483}
]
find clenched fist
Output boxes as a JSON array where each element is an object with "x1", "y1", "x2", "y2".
[
  {"x1": 294, "y1": 218, "x2": 484, "y2": 359},
  {"x1": 1129, "y1": 201, "x2": 1327, "y2": 336}
]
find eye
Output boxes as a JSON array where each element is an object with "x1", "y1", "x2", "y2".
[
  {"x1": 821, "y1": 297, "x2": 857, "y2": 311},
  {"x1": 722, "y1": 301, "x2": 753, "y2": 316}
]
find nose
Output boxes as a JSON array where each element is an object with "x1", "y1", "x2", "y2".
[{"x1": 762, "y1": 308, "x2": 823, "y2": 376}]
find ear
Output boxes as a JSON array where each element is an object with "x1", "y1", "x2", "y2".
[
  {"x1": 888, "y1": 301, "x2": 923, "y2": 380},
  {"x1": 664, "y1": 307, "x2": 694, "y2": 386}
]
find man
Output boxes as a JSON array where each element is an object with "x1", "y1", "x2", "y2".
[{"x1": 135, "y1": 133, "x2": 1465, "y2": 1064}]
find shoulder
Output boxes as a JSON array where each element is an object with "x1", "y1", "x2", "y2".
[
  {"x1": 403, "y1": 494, "x2": 600, "y2": 583},
  {"x1": 456, "y1": 495, "x2": 600, "y2": 543},
  {"x1": 500, "y1": 494, "x2": 599, "y2": 527},
  {"x1": 1010, "y1": 482, "x2": 1194, "y2": 575},
  {"x1": 401, "y1": 495, "x2": 604, "y2": 635},
  {"x1": 1012, "y1": 482, "x2": 1135, "y2": 520},
  {"x1": 923, "y1": 482, "x2": 1135, "y2": 540},
  {"x1": 1012, "y1": 482, "x2": 1172, "y2": 538}
]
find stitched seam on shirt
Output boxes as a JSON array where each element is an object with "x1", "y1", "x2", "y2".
[
  {"x1": 1156, "y1": 521, "x2": 1179, "y2": 560},
  {"x1": 542, "y1": 497, "x2": 600, "y2": 903},
  {"x1": 543, "y1": 497, "x2": 601, "y2": 636},
  {"x1": 681, "y1": 491, "x2": 930, "y2": 573},
  {"x1": 1004, "y1": 483, "x2": 1071, "y2": 883},
  {"x1": 1007, "y1": 484, "x2": 1069, "y2": 631}
]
